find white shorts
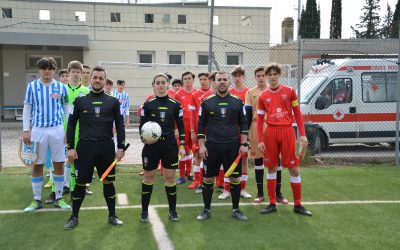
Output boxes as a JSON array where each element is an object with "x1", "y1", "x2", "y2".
[{"x1": 31, "y1": 125, "x2": 66, "y2": 164}]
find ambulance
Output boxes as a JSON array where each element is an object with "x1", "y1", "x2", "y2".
[{"x1": 299, "y1": 58, "x2": 399, "y2": 154}]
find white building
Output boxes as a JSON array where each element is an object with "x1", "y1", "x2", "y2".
[{"x1": 0, "y1": 0, "x2": 271, "y2": 118}]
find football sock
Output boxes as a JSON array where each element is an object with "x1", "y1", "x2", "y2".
[
  {"x1": 290, "y1": 175, "x2": 302, "y2": 206},
  {"x1": 202, "y1": 181, "x2": 214, "y2": 210},
  {"x1": 141, "y1": 182, "x2": 153, "y2": 212},
  {"x1": 178, "y1": 156, "x2": 186, "y2": 178},
  {"x1": 223, "y1": 178, "x2": 230, "y2": 192},
  {"x1": 72, "y1": 184, "x2": 86, "y2": 218},
  {"x1": 230, "y1": 181, "x2": 241, "y2": 210},
  {"x1": 165, "y1": 184, "x2": 177, "y2": 211},
  {"x1": 240, "y1": 174, "x2": 248, "y2": 190},
  {"x1": 64, "y1": 163, "x2": 71, "y2": 188},
  {"x1": 53, "y1": 175, "x2": 64, "y2": 200},
  {"x1": 276, "y1": 166, "x2": 282, "y2": 195},
  {"x1": 32, "y1": 176, "x2": 43, "y2": 201},
  {"x1": 254, "y1": 162, "x2": 264, "y2": 197},
  {"x1": 267, "y1": 172, "x2": 277, "y2": 205},
  {"x1": 103, "y1": 182, "x2": 116, "y2": 217}
]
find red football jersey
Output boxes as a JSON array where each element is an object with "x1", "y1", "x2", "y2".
[
  {"x1": 174, "y1": 88, "x2": 196, "y2": 120},
  {"x1": 229, "y1": 86, "x2": 249, "y2": 103},
  {"x1": 257, "y1": 84, "x2": 298, "y2": 126},
  {"x1": 189, "y1": 88, "x2": 212, "y2": 130}
]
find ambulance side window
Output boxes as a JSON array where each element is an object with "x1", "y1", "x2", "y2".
[
  {"x1": 316, "y1": 78, "x2": 352, "y2": 110},
  {"x1": 362, "y1": 72, "x2": 397, "y2": 102}
]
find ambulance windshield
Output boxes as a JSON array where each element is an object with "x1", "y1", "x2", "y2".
[{"x1": 300, "y1": 76, "x2": 327, "y2": 103}]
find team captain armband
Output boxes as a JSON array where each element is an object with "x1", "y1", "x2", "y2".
[{"x1": 291, "y1": 100, "x2": 299, "y2": 107}]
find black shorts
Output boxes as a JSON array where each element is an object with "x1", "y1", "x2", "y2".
[
  {"x1": 203, "y1": 141, "x2": 241, "y2": 178},
  {"x1": 142, "y1": 139, "x2": 178, "y2": 171},
  {"x1": 75, "y1": 140, "x2": 115, "y2": 184}
]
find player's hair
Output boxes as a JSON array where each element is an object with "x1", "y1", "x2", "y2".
[
  {"x1": 182, "y1": 71, "x2": 195, "y2": 79},
  {"x1": 215, "y1": 71, "x2": 229, "y2": 80},
  {"x1": 172, "y1": 79, "x2": 182, "y2": 86},
  {"x1": 152, "y1": 73, "x2": 170, "y2": 85},
  {"x1": 83, "y1": 64, "x2": 91, "y2": 70},
  {"x1": 209, "y1": 71, "x2": 217, "y2": 81},
  {"x1": 67, "y1": 60, "x2": 83, "y2": 73},
  {"x1": 106, "y1": 79, "x2": 114, "y2": 85},
  {"x1": 164, "y1": 72, "x2": 173, "y2": 80},
  {"x1": 231, "y1": 66, "x2": 245, "y2": 76},
  {"x1": 265, "y1": 63, "x2": 282, "y2": 75},
  {"x1": 90, "y1": 66, "x2": 106, "y2": 78},
  {"x1": 58, "y1": 69, "x2": 68, "y2": 77},
  {"x1": 37, "y1": 57, "x2": 57, "y2": 70},
  {"x1": 117, "y1": 80, "x2": 125, "y2": 85},
  {"x1": 198, "y1": 72, "x2": 210, "y2": 79},
  {"x1": 254, "y1": 66, "x2": 265, "y2": 75}
]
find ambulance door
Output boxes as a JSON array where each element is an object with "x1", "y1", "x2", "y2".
[{"x1": 312, "y1": 77, "x2": 357, "y2": 143}]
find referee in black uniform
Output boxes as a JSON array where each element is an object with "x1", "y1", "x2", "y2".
[
  {"x1": 197, "y1": 71, "x2": 249, "y2": 221},
  {"x1": 140, "y1": 73, "x2": 186, "y2": 223},
  {"x1": 64, "y1": 66, "x2": 126, "y2": 229}
]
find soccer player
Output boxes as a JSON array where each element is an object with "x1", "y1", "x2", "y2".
[
  {"x1": 188, "y1": 72, "x2": 213, "y2": 191},
  {"x1": 113, "y1": 80, "x2": 131, "y2": 128},
  {"x1": 58, "y1": 69, "x2": 69, "y2": 84},
  {"x1": 22, "y1": 57, "x2": 71, "y2": 212},
  {"x1": 257, "y1": 63, "x2": 312, "y2": 216},
  {"x1": 245, "y1": 66, "x2": 288, "y2": 204},
  {"x1": 139, "y1": 73, "x2": 185, "y2": 223},
  {"x1": 174, "y1": 72, "x2": 197, "y2": 184},
  {"x1": 104, "y1": 79, "x2": 114, "y2": 95},
  {"x1": 197, "y1": 71, "x2": 249, "y2": 221},
  {"x1": 64, "y1": 66, "x2": 126, "y2": 229},
  {"x1": 81, "y1": 64, "x2": 91, "y2": 87},
  {"x1": 172, "y1": 79, "x2": 183, "y2": 93}
]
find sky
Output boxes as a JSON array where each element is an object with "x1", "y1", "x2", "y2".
[{"x1": 57, "y1": 0, "x2": 399, "y2": 44}]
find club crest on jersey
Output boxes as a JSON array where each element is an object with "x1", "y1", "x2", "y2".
[
  {"x1": 143, "y1": 157, "x2": 149, "y2": 167},
  {"x1": 281, "y1": 94, "x2": 287, "y2": 101},
  {"x1": 221, "y1": 107, "x2": 227, "y2": 117},
  {"x1": 160, "y1": 111, "x2": 166, "y2": 121},
  {"x1": 95, "y1": 107, "x2": 100, "y2": 117},
  {"x1": 266, "y1": 98, "x2": 271, "y2": 102}
]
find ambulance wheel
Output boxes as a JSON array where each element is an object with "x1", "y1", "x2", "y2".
[{"x1": 309, "y1": 129, "x2": 327, "y2": 155}]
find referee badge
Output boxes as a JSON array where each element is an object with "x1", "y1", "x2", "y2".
[
  {"x1": 95, "y1": 107, "x2": 100, "y2": 117},
  {"x1": 160, "y1": 111, "x2": 166, "y2": 122},
  {"x1": 143, "y1": 157, "x2": 149, "y2": 167},
  {"x1": 220, "y1": 107, "x2": 227, "y2": 118}
]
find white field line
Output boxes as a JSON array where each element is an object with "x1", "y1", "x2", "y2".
[
  {"x1": 116, "y1": 193, "x2": 129, "y2": 206},
  {"x1": 148, "y1": 206, "x2": 174, "y2": 250},
  {"x1": 1, "y1": 200, "x2": 400, "y2": 215}
]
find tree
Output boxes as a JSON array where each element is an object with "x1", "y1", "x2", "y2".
[
  {"x1": 390, "y1": 0, "x2": 400, "y2": 37},
  {"x1": 299, "y1": 0, "x2": 321, "y2": 38},
  {"x1": 330, "y1": 0, "x2": 342, "y2": 39},
  {"x1": 381, "y1": 3, "x2": 393, "y2": 38},
  {"x1": 351, "y1": 0, "x2": 381, "y2": 38}
]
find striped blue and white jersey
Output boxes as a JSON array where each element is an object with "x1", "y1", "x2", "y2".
[
  {"x1": 24, "y1": 79, "x2": 69, "y2": 128},
  {"x1": 112, "y1": 90, "x2": 130, "y2": 117}
]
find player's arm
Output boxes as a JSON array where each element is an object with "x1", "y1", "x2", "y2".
[
  {"x1": 22, "y1": 84, "x2": 33, "y2": 144},
  {"x1": 124, "y1": 95, "x2": 130, "y2": 127},
  {"x1": 67, "y1": 99, "x2": 79, "y2": 150},
  {"x1": 114, "y1": 99, "x2": 126, "y2": 150},
  {"x1": 256, "y1": 94, "x2": 266, "y2": 144},
  {"x1": 62, "y1": 85, "x2": 70, "y2": 125},
  {"x1": 139, "y1": 102, "x2": 148, "y2": 135},
  {"x1": 189, "y1": 94, "x2": 197, "y2": 131},
  {"x1": 291, "y1": 89, "x2": 307, "y2": 148},
  {"x1": 244, "y1": 91, "x2": 253, "y2": 129}
]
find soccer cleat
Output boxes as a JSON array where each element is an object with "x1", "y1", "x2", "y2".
[
  {"x1": 254, "y1": 196, "x2": 265, "y2": 203},
  {"x1": 176, "y1": 177, "x2": 186, "y2": 185},
  {"x1": 277, "y1": 194, "x2": 289, "y2": 205},
  {"x1": 197, "y1": 209, "x2": 211, "y2": 221},
  {"x1": 232, "y1": 209, "x2": 248, "y2": 221},
  {"x1": 85, "y1": 187, "x2": 93, "y2": 195},
  {"x1": 218, "y1": 190, "x2": 231, "y2": 200},
  {"x1": 260, "y1": 204, "x2": 277, "y2": 214},
  {"x1": 24, "y1": 200, "x2": 42, "y2": 212},
  {"x1": 240, "y1": 190, "x2": 252, "y2": 199},
  {"x1": 168, "y1": 210, "x2": 179, "y2": 222},
  {"x1": 187, "y1": 175, "x2": 194, "y2": 181},
  {"x1": 64, "y1": 216, "x2": 79, "y2": 230},
  {"x1": 44, "y1": 180, "x2": 52, "y2": 188},
  {"x1": 54, "y1": 198, "x2": 72, "y2": 210},
  {"x1": 188, "y1": 181, "x2": 201, "y2": 189},
  {"x1": 108, "y1": 216, "x2": 124, "y2": 226},
  {"x1": 62, "y1": 186, "x2": 70, "y2": 195},
  {"x1": 140, "y1": 211, "x2": 149, "y2": 223},
  {"x1": 44, "y1": 192, "x2": 56, "y2": 204},
  {"x1": 195, "y1": 186, "x2": 203, "y2": 194},
  {"x1": 294, "y1": 205, "x2": 313, "y2": 216}
]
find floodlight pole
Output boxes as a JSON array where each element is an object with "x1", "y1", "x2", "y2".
[
  {"x1": 296, "y1": 0, "x2": 302, "y2": 139},
  {"x1": 208, "y1": 0, "x2": 215, "y2": 72}
]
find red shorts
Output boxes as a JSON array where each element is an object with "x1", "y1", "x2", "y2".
[
  {"x1": 263, "y1": 125, "x2": 299, "y2": 168},
  {"x1": 183, "y1": 119, "x2": 192, "y2": 152}
]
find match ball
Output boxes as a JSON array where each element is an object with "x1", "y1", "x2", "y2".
[{"x1": 140, "y1": 121, "x2": 162, "y2": 144}]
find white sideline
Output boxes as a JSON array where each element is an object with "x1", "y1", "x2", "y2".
[
  {"x1": 148, "y1": 206, "x2": 174, "y2": 250},
  {"x1": 1, "y1": 200, "x2": 400, "y2": 215}
]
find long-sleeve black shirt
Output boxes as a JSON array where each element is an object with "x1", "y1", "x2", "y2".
[
  {"x1": 198, "y1": 93, "x2": 248, "y2": 143},
  {"x1": 67, "y1": 91, "x2": 125, "y2": 150},
  {"x1": 139, "y1": 95, "x2": 185, "y2": 142}
]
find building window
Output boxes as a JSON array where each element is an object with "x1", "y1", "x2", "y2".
[
  {"x1": 226, "y1": 53, "x2": 242, "y2": 65},
  {"x1": 145, "y1": 14, "x2": 154, "y2": 23},
  {"x1": 168, "y1": 52, "x2": 184, "y2": 65},
  {"x1": 27, "y1": 55, "x2": 62, "y2": 69},
  {"x1": 198, "y1": 53, "x2": 209, "y2": 65},
  {"x1": 39, "y1": 10, "x2": 50, "y2": 20},
  {"x1": 241, "y1": 16, "x2": 251, "y2": 26},
  {"x1": 1, "y1": 8, "x2": 12, "y2": 18},
  {"x1": 75, "y1": 11, "x2": 86, "y2": 22},
  {"x1": 138, "y1": 51, "x2": 155, "y2": 66},
  {"x1": 162, "y1": 14, "x2": 170, "y2": 24},
  {"x1": 111, "y1": 12, "x2": 120, "y2": 22},
  {"x1": 178, "y1": 15, "x2": 186, "y2": 24},
  {"x1": 213, "y1": 16, "x2": 219, "y2": 25}
]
